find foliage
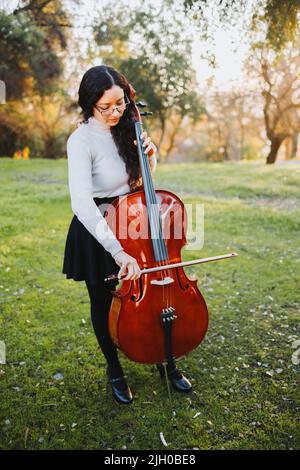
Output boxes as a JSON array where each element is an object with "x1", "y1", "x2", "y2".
[
  {"x1": 0, "y1": 0, "x2": 299, "y2": 161},
  {"x1": 183, "y1": 0, "x2": 300, "y2": 52},
  {"x1": 255, "y1": 0, "x2": 300, "y2": 52},
  {"x1": 0, "y1": 1, "x2": 72, "y2": 157},
  {"x1": 245, "y1": 31, "x2": 300, "y2": 163},
  {"x1": 93, "y1": 2, "x2": 205, "y2": 158},
  {"x1": 0, "y1": 0, "x2": 68, "y2": 99}
]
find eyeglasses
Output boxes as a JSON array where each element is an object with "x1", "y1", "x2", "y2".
[{"x1": 94, "y1": 93, "x2": 130, "y2": 117}]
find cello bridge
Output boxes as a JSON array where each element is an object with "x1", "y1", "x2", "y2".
[{"x1": 150, "y1": 277, "x2": 174, "y2": 286}]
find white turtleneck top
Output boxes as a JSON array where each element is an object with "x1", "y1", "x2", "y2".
[{"x1": 66, "y1": 116, "x2": 157, "y2": 257}]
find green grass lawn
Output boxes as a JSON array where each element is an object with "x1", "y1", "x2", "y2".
[{"x1": 0, "y1": 158, "x2": 299, "y2": 450}]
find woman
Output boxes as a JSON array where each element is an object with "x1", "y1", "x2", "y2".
[{"x1": 62, "y1": 65, "x2": 191, "y2": 404}]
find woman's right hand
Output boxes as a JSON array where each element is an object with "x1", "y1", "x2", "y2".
[{"x1": 113, "y1": 250, "x2": 141, "y2": 281}]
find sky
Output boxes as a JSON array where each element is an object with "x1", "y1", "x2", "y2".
[
  {"x1": 190, "y1": 0, "x2": 258, "y2": 91},
  {"x1": 192, "y1": 31, "x2": 251, "y2": 91}
]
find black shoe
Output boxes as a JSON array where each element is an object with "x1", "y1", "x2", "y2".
[
  {"x1": 106, "y1": 367, "x2": 133, "y2": 404},
  {"x1": 156, "y1": 363, "x2": 192, "y2": 393}
]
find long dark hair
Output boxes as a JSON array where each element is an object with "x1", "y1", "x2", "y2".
[{"x1": 78, "y1": 65, "x2": 141, "y2": 191}]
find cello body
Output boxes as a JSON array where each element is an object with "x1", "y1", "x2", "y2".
[{"x1": 106, "y1": 188, "x2": 209, "y2": 364}]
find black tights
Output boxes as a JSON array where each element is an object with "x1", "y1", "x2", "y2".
[
  {"x1": 85, "y1": 279, "x2": 124, "y2": 378},
  {"x1": 85, "y1": 279, "x2": 178, "y2": 378}
]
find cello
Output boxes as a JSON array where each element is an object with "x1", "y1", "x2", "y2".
[{"x1": 103, "y1": 99, "x2": 238, "y2": 366}]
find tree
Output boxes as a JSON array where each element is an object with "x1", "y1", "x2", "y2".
[
  {"x1": 183, "y1": 0, "x2": 300, "y2": 52},
  {"x1": 93, "y1": 1, "x2": 205, "y2": 161},
  {"x1": 0, "y1": 0, "x2": 70, "y2": 157},
  {"x1": 0, "y1": 0, "x2": 68, "y2": 100},
  {"x1": 201, "y1": 87, "x2": 261, "y2": 162},
  {"x1": 246, "y1": 36, "x2": 300, "y2": 164}
]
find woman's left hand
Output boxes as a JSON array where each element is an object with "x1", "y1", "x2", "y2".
[{"x1": 134, "y1": 131, "x2": 157, "y2": 157}]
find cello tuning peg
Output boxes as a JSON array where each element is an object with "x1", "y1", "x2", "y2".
[{"x1": 136, "y1": 101, "x2": 148, "y2": 108}]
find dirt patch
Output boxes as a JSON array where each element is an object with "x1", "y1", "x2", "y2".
[{"x1": 244, "y1": 197, "x2": 300, "y2": 212}]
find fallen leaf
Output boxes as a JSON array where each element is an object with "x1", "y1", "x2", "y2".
[
  {"x1": 53, "y1": 373, "x2": 64, "y2": 381},
  {"x1": 159, "y1": 432, "x2": 168, "y2": 447},
  {"x1": 291, "y1": 349, "x2": 300, "y2": 365}
]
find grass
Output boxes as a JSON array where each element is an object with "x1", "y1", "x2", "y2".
[{"x1": 0, "y1": 158, "x2": 299, "y2": 450}]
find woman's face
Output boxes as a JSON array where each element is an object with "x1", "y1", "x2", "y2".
[{"x1": 93, "y1": 85, "x2": 127, "y2": 126}]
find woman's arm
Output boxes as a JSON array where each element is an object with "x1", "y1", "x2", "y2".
[{"x1": 66, "y1": 133, "x2": 124, "y2": 257}]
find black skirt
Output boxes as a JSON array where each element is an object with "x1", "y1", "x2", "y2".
[{"x1": 62, "y1": 196, "x2": 123, "y2": 288}]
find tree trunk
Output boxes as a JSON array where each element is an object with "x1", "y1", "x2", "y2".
[
  {"x1": 223, "y1": 142, "x2": 230, "y2": 161},
  {"x1": 291, "y1": 132, "x2": 299, "y2": 158},
  {"x1": 266, "y1": 136, "x2": 285, "y2": 164},
  {"x1": 164, "y1": 116, "x2": 183, "y2": 162},
  {"x1": 44, "y1": 135, "x2": 57, "y2": 159}
]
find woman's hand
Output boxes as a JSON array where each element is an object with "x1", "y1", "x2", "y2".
[
  {"x1": 134, "y1": 131, "x2": 157, "y2": 171},
  {"x1": 113, "y1": 250, "x2": 141, "y2": 281}
]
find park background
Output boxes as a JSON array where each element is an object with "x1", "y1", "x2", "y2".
[{"x1": 0, "y1": 0, "x2": 299, "y2": 450}]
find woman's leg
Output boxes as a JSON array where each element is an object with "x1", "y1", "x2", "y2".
[{"x1": 85, "y1": 279, "x2": 124, "y2": 379}]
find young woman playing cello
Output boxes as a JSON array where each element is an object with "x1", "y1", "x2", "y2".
[{"x1": 62, "y1": 65, "x2": 192, "y2": 404}]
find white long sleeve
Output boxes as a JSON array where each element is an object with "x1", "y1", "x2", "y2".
[{"x1": 66, "y1": 117, "x2": 131, "y2": 257}]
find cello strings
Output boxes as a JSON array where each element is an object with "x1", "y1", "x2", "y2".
[
  {"x1": 135, "y1": 113, "x2": 168, "y2": 308},
  {"x1": 140, "y1": 129, "x2": 164, "y2": 264},
  {"x1": 140, "y1": 128, "x2": 171, "y2": 309},
  {"x1": 138, "y1": 128, "x2": 165, "y2": 302}
]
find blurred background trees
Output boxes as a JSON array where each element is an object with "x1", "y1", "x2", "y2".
[
  {"x1": 0, "y1": 0, "x2": 299, "y2": 163},
  {"x1": 250, "y1": 37, "x2": 300, "y2": 163}
]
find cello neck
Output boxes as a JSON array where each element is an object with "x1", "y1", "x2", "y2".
[{"x1": 134, "y1": 106, "x2": 168, "y2": 262}]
